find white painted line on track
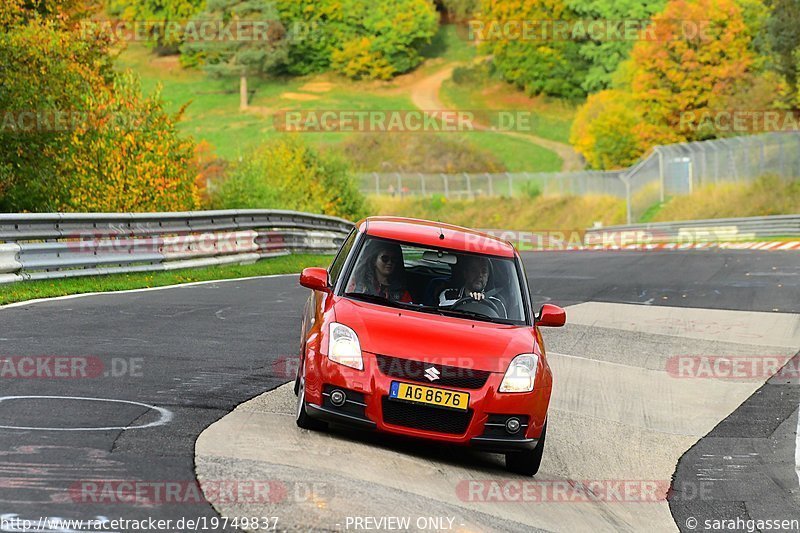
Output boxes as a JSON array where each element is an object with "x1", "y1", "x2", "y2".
[
  {"x1": 0, "y1": 273, "x2": 298, "y2": 311},
  {"x1": 0, "y1": 396, "x2": 173, "y2": 431}
]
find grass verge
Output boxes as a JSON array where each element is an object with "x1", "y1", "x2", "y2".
[
  {"x1": 370, "y1": 195, "x2": 626, "y2": 231},
  {"x1": 650, "y1": 175, "x2": 800, "y2": 222},
  {"x1": 440, "y1": 77, "x2": 576, "y2": 144},
  {"x1": 0, "y1": 254, "x2": 333, "y2": 306}
]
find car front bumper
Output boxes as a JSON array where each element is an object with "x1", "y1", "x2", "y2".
[{"x1": 303, "y1": 350, "x2": 550, "y2": 453}]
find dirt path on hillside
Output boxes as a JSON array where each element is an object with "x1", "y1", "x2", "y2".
[{"x1": 408, "y1": 65, "x2": 584, "y2": 172}]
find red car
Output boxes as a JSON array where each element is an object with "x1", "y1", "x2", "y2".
[{"x1": 294, "y1": 217, "x2": 565, "y2": 475}]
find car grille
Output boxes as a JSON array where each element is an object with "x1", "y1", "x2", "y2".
[
  {"x1": 375, "y1": 354, "x2": 491, "y2": 389},
  {"x1": 381, "y1": 397, "x2": 473, "y2": 435}
]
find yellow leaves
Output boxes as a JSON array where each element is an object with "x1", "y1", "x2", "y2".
[{"x1": 61, "y1": 73, "x2": 199, "y2": 213}]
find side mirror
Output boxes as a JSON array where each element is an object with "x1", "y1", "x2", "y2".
[
  {"x1": 300, "y1": 267, "x2": 331, "y2": 293},
  {"x1": 537, "y1": 304, "x2": 566, "y2": 327}
]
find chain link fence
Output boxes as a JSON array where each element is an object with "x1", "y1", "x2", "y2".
[{"x1": 359, "y1": 131, "x2": 800, "y2": 223}]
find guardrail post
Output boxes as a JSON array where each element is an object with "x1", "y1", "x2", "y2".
[
  {"x1": 443, "y1": 174, "x2": 449, "y2": 198},
  {"x1": 486, "y1": 173, "x2": 493, "y2": 196},
  {"x1": 465, "y1": 173, "x2": 472, "y2": 198},
  {"x1": 420, "y1": 172, "x2": 426, "y2": 196}
]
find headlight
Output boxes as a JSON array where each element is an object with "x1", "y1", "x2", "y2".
[
  {"x1": 499, "y1": 354, "x2": 538, "y2": 393},
  {"x1": 328, "y1": 322, "x2": 363, "y2": 370}
]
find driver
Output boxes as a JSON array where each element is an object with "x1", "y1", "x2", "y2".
[{"x1": 439, "y1": 255, "x2": 507, "y2": 317}]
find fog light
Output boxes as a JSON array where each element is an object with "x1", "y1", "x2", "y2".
[
  {"x1": 505, "y1": 417, "x2": 521, "y2": 434},
  {"x1": 330, "y1": 389, "x2": 346, "y2": 407}
]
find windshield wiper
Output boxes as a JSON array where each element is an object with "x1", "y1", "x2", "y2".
[{"x1": 432, "y1": 306, "x2": 511, "y2": 323}]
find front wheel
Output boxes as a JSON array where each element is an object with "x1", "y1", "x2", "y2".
[
  {"x1": 295, "y1": 362, "x2": 327, "y2": 431},
  {"x1": 505, "y1": 422, "x2": 546, "y2": 476}
]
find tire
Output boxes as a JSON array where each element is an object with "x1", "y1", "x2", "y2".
[
  {"x1": 295, "y1": 363, "x2": 327, "y2": 431},
  {"x1": 505, "y1": 422, "x2": 546, "y2": 476}
]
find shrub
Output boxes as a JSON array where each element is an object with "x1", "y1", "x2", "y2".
[
  {"x1": 211, "y1": 137, "x2": 368, "y2": 221},
  {"x1": 520, "y1": 180, "x2": 542, "y2": 199},
  {"x1": 64, "y1": 73, "x2": 200, "y2": 212},
  {"x1": 451, "y1": 62, "x2": 492, "y2": 86}
]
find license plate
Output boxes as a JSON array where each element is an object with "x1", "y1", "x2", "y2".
[{"x1": 389, "y1": 381, "x2": 469, "y2": 411}]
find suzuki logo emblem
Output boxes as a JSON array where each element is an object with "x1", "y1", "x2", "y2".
[{"x1": 424, "y1": 366, "x2": 440, "y2": 381}]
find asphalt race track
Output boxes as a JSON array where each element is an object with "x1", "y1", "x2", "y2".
[{"x1": 0, "y1": 250, "x2": 798, "y2": 532}]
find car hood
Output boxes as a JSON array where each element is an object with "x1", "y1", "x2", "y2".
[{"x1": 333, "y1": 297, "x2": 537, "y2": 373}]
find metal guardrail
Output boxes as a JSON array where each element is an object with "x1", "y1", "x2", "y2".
[
  {"x1": 585, "y1": 214, "x2": 800, "y2": 243},
  {"x1": 0, "y1": 210, "x2": 353, "y2": 284}
]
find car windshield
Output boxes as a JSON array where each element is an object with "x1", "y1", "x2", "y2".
[{"x1": 342, "y1": 236, "x2": 527, "y2": 325}]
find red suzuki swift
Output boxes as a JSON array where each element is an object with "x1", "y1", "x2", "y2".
[{"x1": 294, "y1": 217, "x2": 565, "y2": 476}]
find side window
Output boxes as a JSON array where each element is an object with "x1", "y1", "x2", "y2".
[{"x1": 328, "y1": 229, "x2": 357, "y2": 286}]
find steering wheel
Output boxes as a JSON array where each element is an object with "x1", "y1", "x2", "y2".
[{"x1": 451, "y1": 295, "x2": 504, "y2": 318}]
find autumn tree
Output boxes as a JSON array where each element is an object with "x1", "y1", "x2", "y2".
[
  {"x1": 63, "y1": 73, "x2": 199, "y2": 212},
  {"x1": 630, "y1": 0, "x2": 754, "y2": 140},
  {"x1": 257, "y1": 0, "x2": 438, "y2": 80},
  {"x1": 0, "y1": 16, "x2": 114, "y2": 210},
  {"x1": 565, "y1": 0, "x2": 667, "y2": 93},
  {"x1": 107, "y1": 0, "x2": 206, "y2": 51},
  {"x1": 478, "y1": 0, "x2": 589, "y2": 99},
  {"x1": 1, "y1": 7, "x2": 200, "y2": 212},
  {"x1": 439, "y1": 0, "x2": 479, "y2": 21},
  {"x1": 330, "y1": 0, "x2": 439, "y2": 79},
  {"x1": 765, "y1": 0, "x2": 800, "y2": 104},
  {"x1": 181, "y1": 0, "x2": 289, "y2": 110},
  {"x1": 570, "y1": 90, "x2": 646, "y2": 169}
]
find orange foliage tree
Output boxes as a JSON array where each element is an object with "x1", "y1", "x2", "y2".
[
  {"x1": 1, "y1": 9, "x2": 200, "y2": 212},
  {"x1": 630, "y1": 0, "x2": 754, "y2": 141},
  {"x1": 571, "y1": 0, "x2": 756, "y2": 169},
  {"x1": 64, "y1": 73, "x2": 199, "y2": 212},
  {"x1": 570, "y1": 90, "x2": 648, "y2": 170}
]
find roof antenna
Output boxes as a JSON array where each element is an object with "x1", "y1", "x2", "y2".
[{"x1": 438, "y1": 220, "x2": 445, "y2": 240}]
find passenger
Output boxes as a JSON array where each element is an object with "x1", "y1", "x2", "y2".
[{"x1": 347, "y1": 241, "x2": 413, "y2": 303}]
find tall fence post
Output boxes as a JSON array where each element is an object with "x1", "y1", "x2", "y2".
[
  {"x1": 620, "y1": 174, "x2": 632, "y2": 224},
  {"x1": 656, "y1": 147, "x2": 665, "y2": 202},
  {"x1": 779, "y1": 138, "x2": 786, "y2": 177}
]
